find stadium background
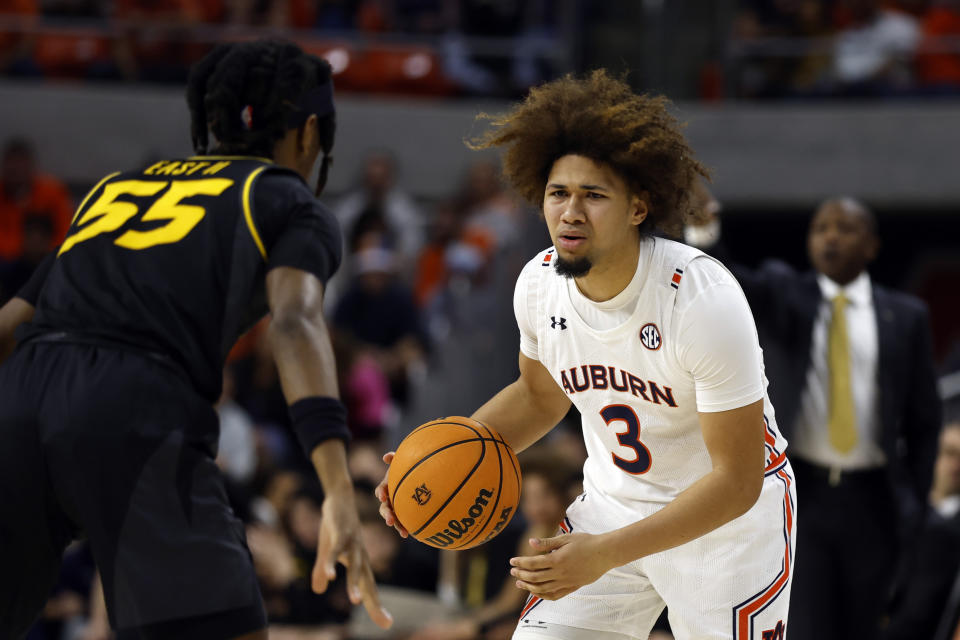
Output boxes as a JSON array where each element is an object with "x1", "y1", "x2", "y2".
[{"x1": 1, "y1": 1, "x2": 959, "y2": 638}]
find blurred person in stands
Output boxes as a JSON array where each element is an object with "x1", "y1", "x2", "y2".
[
  {"x1": 883, "y1": 420, "x2": 960, "y2": 639},
  {"x1": 333, "y1": 150, "x2": 425, "y2": 276},
  {"x1": 916, "y1": 0, "x2": 960, "y2": 93},
  {"x1": 732, "y1": 0, "x2": 834, "y2": 97},
  {"x1": 224, "y1": 0, "x2": 318, "y2": 30},
  {"x1": 932, "y1": 421, "x2": 960, "y2": 518},
  {"x1": 414, "y1": 198, "x2": 494, "y2": 339},
  {"x1": 0, "y1": 138, "x2": 73, "y2": 262},
  {"x1": 831, "y1": 0, "x2": 921, "y2": 95},
  {"x1": 0, "y1": 40, "x2": 392, "y2": 638},
  {"x1": 111, "y1": 0, "x2": 224, "y2": 82},
  {"x1": 411, "y1": 450, "x2": 581, "y2": 640},
  {"x1": 26, "y1": 543, "x2": 97, "y2": 640},
  {"x1": 0, "y1": 215, "x2": 53, "y2": 302},
  {"x1": 217, "y1": 365, "x2": 259, "y2": 488},
  {"x1": 0, "y1": 0, "x2": 39, "y2": 76},
  {"x1": 460, "y1": 159, "x2": 523, "y2": 252},
  {"x1": 333, "y1": 246, "x2": 427, "y2": 410},
  {"x1": 333, "y1": 332, "x2": 392, "y2": 443},
  {"x1": 688, "y1": 184, "x2": 941, "y2": 640}
]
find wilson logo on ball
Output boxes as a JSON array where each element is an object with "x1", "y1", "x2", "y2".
[
  {"x1": 424, "y1": 488, "x2": 493, "y2": 547},
  {"x1": 413, "y1": 483, "x2": 432, "y2": 506}
]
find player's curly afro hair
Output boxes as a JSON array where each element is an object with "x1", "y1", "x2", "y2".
[
  {"x1": 469, "y1": 70, "x2": 709, "y2": 238},
  {"x1": 186, "y1": 39, "x2": 336, "y2": 192}
]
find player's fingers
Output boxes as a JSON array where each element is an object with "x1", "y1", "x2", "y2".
[
  {"x1": 509, "y1": 567, "x2": 551, "y2": 583},
  {"x1": 514, "y1": 578, "x2": 557, "y2": 595},
  {"x1": 344, "y1": 544, "x2": 365, "y2": 605},
  {"x1": 510, "y1": 553, "x2": 552, "y2": 571},
  {"x1": 356, "y1": 557, "x2": 394, "y2": 629},
  {"x1": 529, "y1": 535, "x2": 567, "y2": 552},
  {"x1": 375, "y1": 481, "x2": 388, "y2": 503},
  {"x1": 378, "y1": 501, "x2": 409, "y2": 537},
  {"x1": 382, "y1": 451, "x2": 395, "y2": 464},
  {"x1": 311, "y1": 555, "x2": 332, "y2": 594}
]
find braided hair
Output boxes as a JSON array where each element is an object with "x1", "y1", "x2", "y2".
[{"x1": 186, "y1": 39, "x2": 336, "y2": 194}]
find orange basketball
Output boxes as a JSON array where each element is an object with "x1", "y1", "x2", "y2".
[{"x1": 387, "y1": 417, "x2": 521, "y2": 550}]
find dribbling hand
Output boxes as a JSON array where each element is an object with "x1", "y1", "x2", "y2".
[
  {"x1": 374, "y1": 451, "x2": 409, "y2": 538},
  {"x1": 314, "y1": 491, "x2": 393, "y2": 629}
]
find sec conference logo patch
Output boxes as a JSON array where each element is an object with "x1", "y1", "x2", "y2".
[{"x1": 639, "y1": 323, "x2": 662, "y2": 350}]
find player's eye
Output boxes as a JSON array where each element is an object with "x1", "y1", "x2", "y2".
[
  {"x1": 586, "y1": 192, "x2": 606, "y2": 199},
  {"x1": 550, "y1": 189, "x2": 568, "y2": 198}
]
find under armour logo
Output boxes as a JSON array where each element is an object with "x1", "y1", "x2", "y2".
[{"x1": 550, "y1": 316, "x2": 567, "y2": 330}]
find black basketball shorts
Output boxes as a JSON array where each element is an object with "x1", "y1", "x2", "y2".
[{"x1": 0, "y1": 341, "x2": 265, "y2": 639}]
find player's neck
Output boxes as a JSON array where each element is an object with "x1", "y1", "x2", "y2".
[{"x1": 574, "y1": 237, "x2": 642, "y2": 302}]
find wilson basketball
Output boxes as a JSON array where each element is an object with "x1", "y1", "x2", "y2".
[{"x1": 387, "y1": 417, "x2": 521, "y2": 550}]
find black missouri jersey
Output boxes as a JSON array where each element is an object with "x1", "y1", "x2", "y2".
[{"x1": 26, "y1": 156, "x2": 342, "y2": 401}]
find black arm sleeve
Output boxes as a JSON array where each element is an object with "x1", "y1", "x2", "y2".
[
  {"x1": 16, "y1": 251, "x2": 56, "y2": 305},
  {"x1": 253, "y1": 170, "x2": 343, "y2": 285}
]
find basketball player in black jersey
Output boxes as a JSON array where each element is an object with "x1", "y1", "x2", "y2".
[{"x1": 0, "y1": 40, "x2": 393, "y2": 639}]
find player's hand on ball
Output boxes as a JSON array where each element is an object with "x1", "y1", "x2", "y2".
[
  {"x1": 374, "y1": 451, "x2": 409, "y2": 538},
  {"x1": 314, "y1": 490, "x2": 393, "y2": 629},
  {"x1": 509, "y1": 532, "x2": 614, "y2": 600}
]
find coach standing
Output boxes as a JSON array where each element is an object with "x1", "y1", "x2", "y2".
[{"x1": 689, "y1": 189, "x2": 941, "y2": 640}]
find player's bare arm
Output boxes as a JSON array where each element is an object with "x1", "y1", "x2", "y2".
[
  {"x1": 0, "y1": 297, "x2": 33, "y2": 364},
  {"x1": 374, "y1": 351, "x2": 569, "y2": 536},
  {"x1": 471, "y1": 351, "x2": 572, "y2": 453},
  {"x1": 266, "y1": 266, "x2": 393, "y2": 629},
  {"x1": 510, "y1": 398, "x2": 766, "y2": 600}
]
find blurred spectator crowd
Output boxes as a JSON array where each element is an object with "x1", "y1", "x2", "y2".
[
  {"x1": 0, "y1": 0, "x2": 566, "y2": 97},
  {"x1": 732, "y1": 0, "x2": 960, "y2": 97}
]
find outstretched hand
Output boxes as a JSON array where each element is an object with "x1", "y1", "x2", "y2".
[
  {"x1": 374, "y1": 451, "x2": 409, "y2": 538},
  {"x1": 509, "y1": 532, "x2": 614, "y2": 601},
  {"x1": 314, "y1": 491, "x2": 393, "y2": 629}
]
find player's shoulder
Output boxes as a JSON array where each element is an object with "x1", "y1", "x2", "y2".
[
  {"x1": 522, "y1": 245, "x2": 559, "y2": 272},
  {"x1": 253, "y1": 165, "x2": 315, "y2": 205},
  {"x1": 648, "y1": 237, "x2": 742, "y2": 309},
  {"x1": 515, "y1": 245, "x2": 557, "y2": 296}
]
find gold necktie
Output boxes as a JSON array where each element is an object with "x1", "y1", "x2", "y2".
[{"x1": 828, "y1": 293, "x2": 857, "y2": 454}]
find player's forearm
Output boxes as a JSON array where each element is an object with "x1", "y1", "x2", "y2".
[
  {"x1": 472, "y1": 379, "x2": 567, "y2": 453},
  {"x1": 601, "y1": 466, "x2": 762, "y2": 568},
  {"x1": 268, "y1": 312, "x2": 340, "y2": 403},
  {"x1": 310, "y1": 439, "x2": 353, "y2": 493}
]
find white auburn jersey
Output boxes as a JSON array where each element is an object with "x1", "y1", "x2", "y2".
[{"x1": 515, "y1": 236, "x2": 789, "y2": 521}]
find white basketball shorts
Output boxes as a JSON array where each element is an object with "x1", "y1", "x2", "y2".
[{"x1": 513, "y1": 461, "x2": 796, "y2": 640}]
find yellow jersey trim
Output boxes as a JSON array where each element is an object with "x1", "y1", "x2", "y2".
[
  {"x1": 71, "y1": 171, "x2": 121, "y2": 224},
  {"x1": 188, "y1": 155, "x2": 273, "y2": 163},
  {"x1": 242, "y1": 166, "x2": 269, "y2": 260}
]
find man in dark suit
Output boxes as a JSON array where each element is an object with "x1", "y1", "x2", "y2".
[{"x1": 688, "y1": 188, "x2": 941, "y2": 640}]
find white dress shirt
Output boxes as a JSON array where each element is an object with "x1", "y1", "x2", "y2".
[{"x1": 791, "y1": 271, "x2": 886, "y2": 469}]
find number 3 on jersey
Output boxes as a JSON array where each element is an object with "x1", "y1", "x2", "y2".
[
  {"x1": 59, "y1": 178, "x2": 234, "y2": 256},
  {"x1": 600, "y1": 404, "x2": 652, "y2": 474}
]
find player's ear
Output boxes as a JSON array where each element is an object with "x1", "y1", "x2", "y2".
[
  {"x1": 298, "y1": 114, "x2": 319, "y2": 156},
  {"x1": 631, "y1": 191, "x2": 649, "y2": 227}
]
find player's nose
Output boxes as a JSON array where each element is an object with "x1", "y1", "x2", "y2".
[{"x1": 560, "y1": 196, "x2": 587, "y2": 223}]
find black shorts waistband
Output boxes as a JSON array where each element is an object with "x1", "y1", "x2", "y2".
[{"x1": 20, "y1": 331, "x2": 190, "y2": 386}]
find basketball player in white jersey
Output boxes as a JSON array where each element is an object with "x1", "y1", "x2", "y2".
[{"x1": 376, "y1": 70, "x2": 796, "y2": 640}]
